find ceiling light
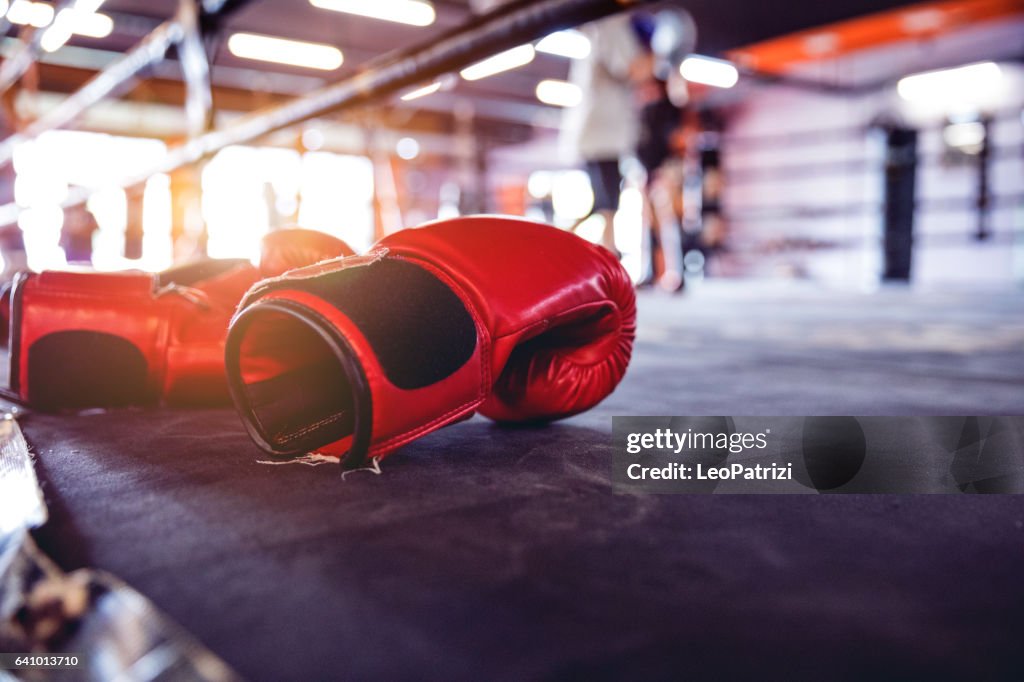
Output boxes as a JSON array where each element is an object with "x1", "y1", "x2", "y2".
[
  {"x1": 73, "y1": 0, "x2": 108, "y2": 12},
  {"x1": 395, "y1": 137, "x2": 420, "y2": 160},
  {"x1": 302, "y1": 127, "x2": 325, "y2": 151},
  {"x1": 535, "y1": 79, "x2": 581, "y2": 107},
  {"x1": 6, "y1": 0, "x2": 55, "y2": 27},
  {"x1": 310, "y1": 0, "x2": 435, "y2": 27},
  {"x1": 680, "y1": 55, "x2": 738, "y2": 88},
  {"x1": 40, "y1": 26, "x2": 72, "y2": 52},
  {"x1": 227, "y1": 33, "x2": 343, "y2": 71},
  {"x1": 897, "y1": 62, "x2": 1001, "y2": 103},
  {"x1": 66, "y1": 10, "x2": 113, "y2": 37},
  {"x1": 536, "y1": 30, "x2": 590, "y2": 59},
  {"x1": 400, "y1": 80, "x2": 442, "y2": 101},
  {"x1": 41, "y1": 9, "x2": 114, "y2": 52},
  {"x1": 460, "y1": 44, "x2": 535, "y2": 81}
]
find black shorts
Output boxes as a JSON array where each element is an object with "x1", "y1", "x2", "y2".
[
  {"x1": 637, "y1": 98, "x2": 681, "y2": 175},
  {"x1": 584, "y1": 159, "x2": 622, "y2": 212}
]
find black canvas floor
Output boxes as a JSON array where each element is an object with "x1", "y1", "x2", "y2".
[{"x1": 13, "y1": 283, "x2": 1024, "y2": 681}]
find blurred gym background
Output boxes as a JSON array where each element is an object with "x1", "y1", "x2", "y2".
[
  {"x1": 0, "y1": 0, "x2": 1020, "y2": 292},
  {"x1": 3, "y1": 5, "x2": 1021, "y2": 677}
]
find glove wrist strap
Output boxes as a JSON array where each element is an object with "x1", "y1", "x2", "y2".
[{"x1": 225, "y1": 298, "x2": 373, "y2": 471}]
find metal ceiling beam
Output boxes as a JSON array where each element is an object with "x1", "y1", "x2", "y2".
[
  {"x1": 200, "y1": 0, "x2": 253, "y2": 14},
  {"x1": 178, "y1": 0, "x2": 214, "y2": 136}
]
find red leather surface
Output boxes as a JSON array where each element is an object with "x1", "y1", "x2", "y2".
[
  {"x1": 231, "y1": 215, "x2": 636, "y2": 462},
  {"x1": 15, "y1": 271, "x2": 171, "y2": 402},
  {"x1": 380, "y1": 216, "x2": 636, "y2": 422},
  {"x1": 164, "y1": 265, "x2": 256, "y2": 403},
  {"x1": 259, "y1": 229, "x2": 355, "y2": 278},
  {"x1": 11, "y1": 229, "x2": 356, "y2": 408},
  {"x1": 168, "y1": 231, "x2": 356, "y2": 404},
  {"x1": 260, "y1": 284, "x2": 487, "y2": 461},
  {"x1": 0, "y1": 282, "x2": 11, "y2": 347},
  {"x1": 35, "y1": 269, "x2": 155, "y2": 295}
]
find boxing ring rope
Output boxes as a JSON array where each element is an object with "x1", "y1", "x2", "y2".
[
  {"x1": 0, "y1": 20, "x2": 182, "y2": 167},
  {"x1": 0, "y1": 0, "x2": 254, "y2": 165},
  {"x1": 0, "y1": 0, "x2": 658, "y2": 225}
]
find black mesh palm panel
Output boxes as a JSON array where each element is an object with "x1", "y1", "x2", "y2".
[
  {"x1": 261, "y1": 258, "x2": 477, "y2": 390},
  {"x1": 27, "y1": 331, "x2": 151, "y2": 410},
  {"x1": 237, "y1": 309, "x2": 357, "y2": 450},
  {"x1": 229, "y1": 258, "x2": 478, "y2": 457}
]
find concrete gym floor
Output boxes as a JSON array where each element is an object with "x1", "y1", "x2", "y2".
[{"x1": 15, "y1": 282, "x2": 1024, "y2": 680}]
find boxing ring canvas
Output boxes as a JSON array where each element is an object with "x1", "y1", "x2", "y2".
[{"x1": 9, "y1": 285, "x2": 1024, "y2": 680}]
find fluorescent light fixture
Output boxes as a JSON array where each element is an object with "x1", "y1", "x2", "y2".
[
  {"x1": 400, "y1": 80, "x2": 442, "y2": 101},
  {"x1": 41, "y1": 9, "x2": 114, "y2": 52},
  {"x1": 460, "y1": 44, "x2": 535, "y2": 81},
  {"x1": 71, "y1": 0, "x2": 108, "y2": 13},
  {"x1": 536, "y1": 30, "x2": 590, "y2": 59},
  {"x1": 302, "y1": 127, "x2": 325, "y2": 151},
  {"x1": 680, "y1": 55, "x2": 738, "y2": 88},
  {"x1": 227, "y1": 33, "x2": 343, "y2": 71},
  {"x1": 310, "y1": 0, "x2": 435, "y2": 26},
  {"x1": 7, "y1": 0, "x2": 55, "y2": 27},
  {"x1": 535, "y1": 79, "x2": 581, "y2": 107},
  {"x1": 897, "y1": 61, "x2": 1001, "y2": 103},
  {"x1": 395, "y1": 137, "x2": 420, "y2": 160},
  {"x1": 40, "y1": 24, "x2": 72, "y2": 53},
  {"x1": 66, "y1": 10, "x2": 113, "y2": 37}
]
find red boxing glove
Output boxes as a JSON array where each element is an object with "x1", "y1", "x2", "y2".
[
  {"x1": 225, "y1": 216, "x2": 636, "y2": 469},
  {"x1": 258, "y1": 228, "x2": 354, "y2": 281},
  {"x1": 4, "y1": 229, "x2": 353, "y2": 410},
  {"x1": 0, "y1": 281, "x2": 12, "y2": 348}
]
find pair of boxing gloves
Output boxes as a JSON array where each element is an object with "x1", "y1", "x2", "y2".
[{"x1": 4, "y1": 217, "x2": 636, "y2": 469}]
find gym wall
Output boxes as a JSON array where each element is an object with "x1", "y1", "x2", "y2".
[{"x1": 721, "y1": 17, "x2": 1024, "y2": 289}]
